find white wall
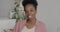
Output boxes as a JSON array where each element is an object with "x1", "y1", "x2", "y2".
[
  {"x1": 37, "y1": 0, "x2": 60, "y2": 32},
  {"x1": 0, "y1": 0, "x2": 60, "y2": 32},
  {"x1": 0, "y1": 0, "x2": 15, "y2": 18}
]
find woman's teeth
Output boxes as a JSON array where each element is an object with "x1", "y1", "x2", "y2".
[{"x1": 29, "y1": 16, "x2": 32, "y2": 18}]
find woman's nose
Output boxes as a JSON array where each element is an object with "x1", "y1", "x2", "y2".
[{"x1": 28, "y1": 11, "x2": 31, "y2": 14}]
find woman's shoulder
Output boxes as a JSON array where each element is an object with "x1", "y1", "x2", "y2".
[{"x1": 36, "y1": 20, "x2": 45, "y2": 26}]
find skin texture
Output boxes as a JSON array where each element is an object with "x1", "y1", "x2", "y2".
[{"x1": 24, "y1": 4, "x2": 37, "y2": 29}]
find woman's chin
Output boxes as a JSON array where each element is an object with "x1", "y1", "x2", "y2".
[{"x1": 27, "y1": 18, "x2": 33, "y2": 20}]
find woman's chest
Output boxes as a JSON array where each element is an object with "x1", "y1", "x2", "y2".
[{"x1": 21, "y1": 26, "x2": 35, "y2": 32}]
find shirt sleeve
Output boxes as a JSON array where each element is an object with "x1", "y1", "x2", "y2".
[
  {"x1": 41, "y1": 23, "x2": 47, "y2": 32},
  {"x1": 12, "y1": 22, "x2": 20, "y2": 32}
]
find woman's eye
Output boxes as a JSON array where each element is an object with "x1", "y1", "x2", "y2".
[{"x1": 30, "y1": 10, "x2": 32, "y2": 12}]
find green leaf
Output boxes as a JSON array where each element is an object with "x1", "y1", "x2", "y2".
[
  {"x1": 14, "y1": 2, "x2": 17, "y2": 4},
  {"x1": 16, "y1": 4, "x2": 19, "y2": 7}
]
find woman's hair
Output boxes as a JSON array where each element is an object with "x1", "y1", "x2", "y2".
[{"x1": 22, "y1": 0, "x2": 38, "y2": 11}]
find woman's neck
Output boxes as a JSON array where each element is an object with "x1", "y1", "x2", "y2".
[{"x1": 25, "y1": 18, "x2": 36, "y2": 29}]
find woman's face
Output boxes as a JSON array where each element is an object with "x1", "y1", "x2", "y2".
[{"x1": 25, "y1": 4, "x2": 37, "y2": 19}]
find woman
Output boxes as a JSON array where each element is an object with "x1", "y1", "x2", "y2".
[{"x1": 13, "y1": 0, "x2": 47, "y2": 32}]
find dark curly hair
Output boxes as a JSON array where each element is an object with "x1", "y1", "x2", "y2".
[{"x1": 22, "y1": 0, "x2": 38, "y2": 11}]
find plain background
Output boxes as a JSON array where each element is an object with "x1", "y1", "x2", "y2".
[{"x1": 0, "y1": 0, "x2": 60, "y2": 32}]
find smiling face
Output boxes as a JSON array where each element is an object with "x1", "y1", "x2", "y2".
[{"x1": 24, "y1": 4, "x2": 37, "y2": 20}]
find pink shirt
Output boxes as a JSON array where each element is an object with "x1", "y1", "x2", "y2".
[{"x1": 13, "y1": 20, "x2": 47, "y2": 32}]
